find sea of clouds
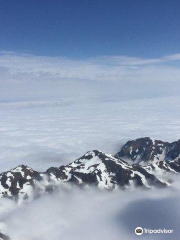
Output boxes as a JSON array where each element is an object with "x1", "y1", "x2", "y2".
[
  {"x1": 1, "y1": 183, "x2": 180, "y2": 240},
  {"x1": 1, "y1": 51, "x2": 180, "y2": 239},
  {"x1": 1, "y1": 96, "x2": 180, "y2": 239},
  {"x1": 1, "y1": 96, "x2": 180, "y2": 172}
]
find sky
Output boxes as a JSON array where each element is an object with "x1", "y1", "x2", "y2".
[
  {"x1": 1, "y1": 2, "x2": 180, "y2": 239},
  {"x1": 0, "y1": 0, "x2": 180, "y2": 58},
  {"x1": 0, "y1": 0, "x2": 180, "y2": 103},
  {"x1": 1, "y1": 0, "x2": 180, "y2": 170}
]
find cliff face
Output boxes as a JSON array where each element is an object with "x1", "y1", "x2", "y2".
[{"x1": 115, "y1": 137, "x2": 180, "y2": 164}]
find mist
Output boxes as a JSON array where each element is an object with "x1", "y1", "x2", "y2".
[{"x1": 0, "y1": 182, "x2": 179, "y2": 240}]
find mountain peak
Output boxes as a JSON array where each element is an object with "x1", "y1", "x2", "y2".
[
  {"x1": 115, "y1": 137, "x2": 171, "y2": 164},
  {"x1": 1, "y1": 137, "x2": 180, "y2": 203}
]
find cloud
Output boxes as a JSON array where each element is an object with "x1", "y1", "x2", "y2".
[
  {"x1": 0, "y1": 51, "x2": 180, "y2": 83},
  {"x1": 0, "y1": 51, "x2": 180, "y2": 102},
  {"x1": 1, "y1": 183, "x2": 180, "y2": 240}
]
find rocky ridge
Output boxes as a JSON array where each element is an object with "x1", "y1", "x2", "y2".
[{"x1": 1, "y1": 137, "x2": 180, "y2": 203}]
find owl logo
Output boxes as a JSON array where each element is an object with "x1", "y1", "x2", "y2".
[{"x1": 135, "y1": 227, "x2": 143, "y2": 235}]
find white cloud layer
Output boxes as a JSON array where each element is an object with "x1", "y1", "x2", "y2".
[
  {"x1": 0, "y1": 51, "x2": 180, "y2": 101},
  {"x1": 1, "y1": 184, "x2": 180, "y2": 240},
  {"x1": 1, "y1": 96, "x2": 180, "y2": 173},
  {"x1": 1, "y1": 51, "x2": 180, "y2": 239}
]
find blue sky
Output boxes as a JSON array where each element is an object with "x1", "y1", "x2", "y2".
[
  {"x1": 0, "y1": 0, "x2": 180, "y2": 102},
  {"x1": 0, "y1": 0, "x2": 180, "y2": 58}
]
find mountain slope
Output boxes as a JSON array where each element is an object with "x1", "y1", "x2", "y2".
[
  {"x1": 0, "y1": 232, "x2": 10, "y2": 240},
  {"x1": 2, "y1": 137, "x2": 180, "y2": 203},
  {"x1": 47, "y1": 150, "x2": 166, "y2": 189},
  {"x1": 0, "y1": 150, "x2": 168, "y2": 202},
  {"x1": 115, "y1": 137, "x2": 180, "y2": 164}
]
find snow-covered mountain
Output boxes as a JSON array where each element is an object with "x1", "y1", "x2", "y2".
[
  {"x1": 1, "y1": 137, "x2": 180, "y2": 239},
  {"x1": 0, "y1": 137, "x2": 180, "y2": 205},
  {"x1": 115, "y1": 137, "x2": 180, "y2": 164},
  {"x1": 46, "y1": 150, "x2": 166, "y2": 189}
]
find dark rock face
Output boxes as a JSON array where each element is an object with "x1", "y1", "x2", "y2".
[
  {"x1": 0, "y1": 232, "x2": 10, "y2": 240},
  {"x1": 144, "y1": 157, "x2": 180, "y2": 174},
  {"x1": 166, "y1": 140, "x2": 180, "y2": 160},
  {"x1": 115, "y1": 137, "x2": 180, "y2": 164},
  {"x1": 0, "y1": 165, "x2": 44, "y2": 201}
]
